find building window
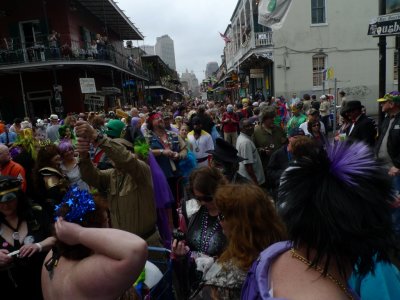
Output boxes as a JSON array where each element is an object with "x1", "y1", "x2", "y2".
[
  {"x1": 311, "y1": 0, "x2": 326, "y2": 24},
  {"x1": 313, "y1": 54, "x2": 326, "y2": 88}
]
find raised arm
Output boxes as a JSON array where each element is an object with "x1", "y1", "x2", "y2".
[
  {"x1": 75, "y1": 121, "x2": 151, "y2": 183},
  {"x1": 55, "y1": 218, "x2": 147, "y2": 299}
]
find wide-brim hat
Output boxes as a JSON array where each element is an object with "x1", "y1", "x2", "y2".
[{"x1": 206, "y1": 138, "x2": 246, "y2": 163}]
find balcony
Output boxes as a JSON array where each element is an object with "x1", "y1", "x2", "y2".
[
  {"x1": 0, "y1": 34, "x2": 148, "y2": 79},
  {"x1": 255, "y1": 32, "x2": 273, "y2": 47},
  {"x1": 225, "y1": 30, "x2": 273, "y2": 70}
]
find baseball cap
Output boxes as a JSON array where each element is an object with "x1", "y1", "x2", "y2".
[
  {"x1": 288, "y1": 127, "x2": 305, "y2": 138},
  {"x1": 307, "y1": 108, "x2": 319, "y2": 115},
  {"x1": 377, "y1": 91, "x2": 400, "y2": 103}
]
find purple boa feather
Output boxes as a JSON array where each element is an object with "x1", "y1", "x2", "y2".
[{"x1": 327, "y1": 142, "x2": 375, "y2": 186}]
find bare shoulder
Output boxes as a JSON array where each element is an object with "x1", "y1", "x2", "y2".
[
  {"x1": 270, "y1": 251, "x2": 349, "y2": 300},
  {"x1": 41, "y1": 253, "x2": 78, "y2": 300}
]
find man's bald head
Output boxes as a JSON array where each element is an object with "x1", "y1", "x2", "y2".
[{"x1": 0, "y1": 144, "x2": 10, "y2": 165}]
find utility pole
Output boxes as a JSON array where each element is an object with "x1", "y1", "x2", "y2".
[{"x1": 378, "y1": 0, "x2": 386, "y2": 125}]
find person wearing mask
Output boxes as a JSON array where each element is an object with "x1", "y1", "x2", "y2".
[
  {"x1": 221, "y1": 104, "x2": 239, "y2": 146},
  {"x1": 236, "y1": 118, "x2": 265, "y2": 186},
  {"x1": 75, "y1": 121, "x2": 159, "y2": 246}
]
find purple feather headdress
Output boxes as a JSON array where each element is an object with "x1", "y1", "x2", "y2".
[{"x1": 327, "y1": 142, "x2": 376, "y2": 187}]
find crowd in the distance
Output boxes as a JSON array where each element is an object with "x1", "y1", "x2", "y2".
[{"x1": 0, "y1": 92, "x2": 399, "y2": 300}]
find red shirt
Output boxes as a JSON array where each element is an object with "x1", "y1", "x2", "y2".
[
  {"x1": 222, "y1": 112, "x2": 239, "y2": 133},
  {"x1": 0, "y1": 160, "x2": 27, "y2": 192}
]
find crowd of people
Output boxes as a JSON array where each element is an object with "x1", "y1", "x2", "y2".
[{"x1": 0, "y1": 91, "x2": 399, "y2": 299}]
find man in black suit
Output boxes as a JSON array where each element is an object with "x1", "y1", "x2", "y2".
[{"x1": 344, "y1": 100, "x2": 376, "y2": 147}]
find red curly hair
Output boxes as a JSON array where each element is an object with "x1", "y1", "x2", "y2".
[{"x1": 215, "y1": 184, "x2": 286, "y2": 270}]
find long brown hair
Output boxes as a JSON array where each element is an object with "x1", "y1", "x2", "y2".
[{"x1": 215, "y1": 184, "x2": 286, "y2": 270}]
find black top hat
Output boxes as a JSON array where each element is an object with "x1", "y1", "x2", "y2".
[
  {"x1": 342, "y1": 100, "x2": 362, "y2": 113},
  {"x1": 206, "y1": 138, "x2": 246, "y2": 163}
]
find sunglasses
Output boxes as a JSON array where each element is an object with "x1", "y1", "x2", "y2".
[
  {"x1": 194, "y1": 194, "x2": 213, "y2": 202},
  {"x1": 312, "y1": 123, "x2": 321, "y2": 127}
]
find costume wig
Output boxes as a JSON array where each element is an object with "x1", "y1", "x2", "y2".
[{"x1": 278, "y1": 141, "x2": 397, "y2": 277}]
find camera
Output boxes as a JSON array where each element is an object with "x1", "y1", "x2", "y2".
[{"x1": 172, "y1": 229, "x2": 186, "y2": 241}]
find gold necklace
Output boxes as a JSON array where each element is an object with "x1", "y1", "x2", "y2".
[{"x1": 290, "y1": 248, "x2": 354, "y2": 300}]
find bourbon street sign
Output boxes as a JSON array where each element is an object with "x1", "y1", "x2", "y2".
[{"x1": 368, "y1": 12, "x2": 400, "y2": 36}]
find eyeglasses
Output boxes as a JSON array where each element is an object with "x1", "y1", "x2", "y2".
[
  {"x1": 312, "y1": 123, "x2": 321, "y2": 127},
  {"x1": 218, "y1": 214, "x2": 225, "y2": 222},
  {"x1": 194, "y1": 194, "x2": 213, "y2": 202}
]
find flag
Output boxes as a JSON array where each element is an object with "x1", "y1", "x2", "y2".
[
  {"x1": 219, "y1": 32, "x2": 231, "y2": 43},
  {"x1": 258, "y1": 0, "x2": 293, "y2": 30},
  {"x1": 327, "y1": 67, "x2": 334, "y2": 80}
]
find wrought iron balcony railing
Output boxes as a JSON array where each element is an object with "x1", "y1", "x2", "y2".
[{"x1": 0, "y1": 35, "x2": 148, "y2": 78}]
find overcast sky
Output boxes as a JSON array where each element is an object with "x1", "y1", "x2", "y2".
[{"x1": 117, "y1": 0, "x2": 238, "y2": 81}]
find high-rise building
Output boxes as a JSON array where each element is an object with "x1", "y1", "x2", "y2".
[
  {"x1": 140, "y1": 45, "x2": 155, "y2": 55},
  {"x1": 205, "y1": 62, "x2": 219, "y2": 78},
  {"x1": 181, "y1": 69, "x2": 199, "y2": 96},
  {"x1": 155, "y1": 34, "x2": 176, "y2": 70}
]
